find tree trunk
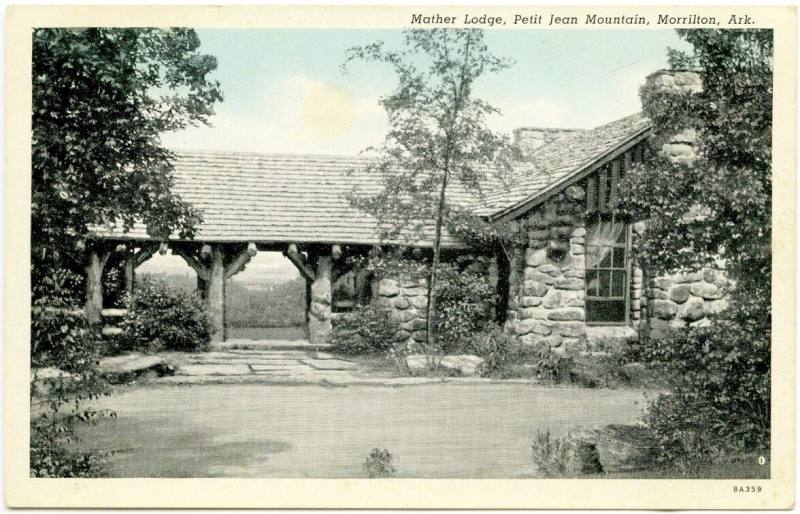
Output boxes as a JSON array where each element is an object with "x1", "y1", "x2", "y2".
[
  {"x1": 207, "y1": 246, "x2": 226, "y2": 342},
  {"x1": 426, "y1": 170, "x2": 449, "y2": 350},
  {"x1": 85, "y1": 249, "x2": 104, "y2": 325}
]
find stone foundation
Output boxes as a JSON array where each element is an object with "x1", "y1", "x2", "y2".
[{"x1": 374, "y1": 277, "x2": 429, "y2": 347}]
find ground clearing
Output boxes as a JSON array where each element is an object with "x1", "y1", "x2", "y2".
[{"x1": 74, "y1": 383, "x2": 648, "y2": 478}]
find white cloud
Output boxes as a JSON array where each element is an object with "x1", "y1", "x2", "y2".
[{"x1": 161, "y1": 74, "x2": 388, "y2": 155}]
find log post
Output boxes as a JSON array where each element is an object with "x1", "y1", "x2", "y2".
[
  {"x1": 124, "y1": 254, "x2": 135, "y2": 298},
  {"x1": 207, "y1": 245, "x2": 226, "y2": 342},
  {"x1": 85, "y1": 246, "x2": 110, "y2": 325},
  {"x1": 308, "y1": 249, "x2": 333, "y2": 345}
]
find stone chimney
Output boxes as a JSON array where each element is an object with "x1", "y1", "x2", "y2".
[
  {"x1": 513, "y1": 127, "x2": 583, "y2": 156},
  {"x1": 644, "y1": 69, "x2": 703, "y2": 165}
]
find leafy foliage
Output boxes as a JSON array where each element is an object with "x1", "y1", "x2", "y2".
[
  {"x1": 32, "y1": 27, "x2": 221, "y2": 284},
  {"x1": 364, "y1": 448, "x2": 396, "y2": 478},
  {"x1": 30, "y1": 27, "x2": 221, "y2": 477},
  {"x1": 466, "y1": 325, "x2": 561, "y2": 381},
  {"x1": 343, "y1": 29, "x2": 517, "y2": 349},
  {"x1": 616, "y1": 30, "x2": 772, "y2": 462},
  {"x1": 433, "y1": 257, "x2": 497, "y2": 354},
  {"x1": 530, "y1": 429, "x2": 570, "y2": 477},
  {"x1": 119, "y1": 277, "x2": 214, "y2": 353},
  {"x1": 331, "y1": 304, "x2": 396, "y2": 356},
  {"x1": 31, "y1": 270, "x2": 112, "y2": 477}
]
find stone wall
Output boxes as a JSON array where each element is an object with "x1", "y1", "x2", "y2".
[
  {"x1": 505, "y1": 186, "x2": 588, "y2": 354},
  {"x1": 641, "y1": 266, "x2": 729, "y2": 338},
  {"x1": 374, "y1": 276, "x2": 429, "y2": 347}
]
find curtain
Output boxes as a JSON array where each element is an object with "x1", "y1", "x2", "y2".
[{"x1": 586, "y1": 219, "x2": 625, "y2": 269}]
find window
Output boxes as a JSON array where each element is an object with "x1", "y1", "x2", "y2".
[{"x1": 585, "y1": 212, "x2": 630, "y2": 324}]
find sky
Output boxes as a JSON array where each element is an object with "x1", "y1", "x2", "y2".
[{"x1": 146, "y1": 28, "x2": 689, "y2": 279}]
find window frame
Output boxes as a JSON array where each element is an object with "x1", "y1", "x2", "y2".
[{"x1": 585, "y1": 212, "x2": 632, "y2": 326}]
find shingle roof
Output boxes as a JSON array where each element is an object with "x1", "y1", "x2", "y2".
[
  {"x1": 91, "y1": 112, "x2": 651, "y2": 247},
  {"x1": 478, "y1": 112, "x2": 652, "y2": 218}
]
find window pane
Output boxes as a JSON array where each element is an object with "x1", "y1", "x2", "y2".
[
  {"x1": 616, "y1": 225, "x2": 626, "y2": 243},
  {"x1": 612, "y1": 247, "x2": 625, "y2": 268},
  {"x1": 599, "y1": 270, "x2": 611, "y2": 297},
  {"x1": 586, "y1": 269, "x2": 599, "y2": 296},
  {"x1": 611, "y1": 270, "x2": 625, "y2": 297},
  {"x1": 599, "y1": 250, "x2": 612, "y2": 268},
  {"x1": 586, "y1": 299, "x2": 626, "y2": 323}
]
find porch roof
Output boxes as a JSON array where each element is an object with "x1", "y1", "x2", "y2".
[{"x1": 90, "y1": 112, "x2": 651, "y2": 248}]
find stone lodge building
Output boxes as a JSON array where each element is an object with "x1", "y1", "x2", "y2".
[{"x1": 89, "y1": 69, "x2": 727, "y2": 350}]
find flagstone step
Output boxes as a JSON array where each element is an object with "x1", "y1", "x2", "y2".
[{"x1": 210, "y1": 339, "x2": 331, "y2": 352}]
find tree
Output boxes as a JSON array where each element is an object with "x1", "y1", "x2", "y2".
[
  {"x1": 32, "y1": 28, "x2": 223, "y2": 291},
  {"x1": 343, "y1": 29, "x2": 515, "y2": 349},
  {"x1": 31, "y1": 28, "x2": 222, "y2": 476},
  {"x1": 617, "y1": 29, "x2": 772, "y2": 462}
]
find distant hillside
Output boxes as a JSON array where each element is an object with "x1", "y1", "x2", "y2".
[{"x1": 140, "y1": 272, "x2": 306, "y2": 328}]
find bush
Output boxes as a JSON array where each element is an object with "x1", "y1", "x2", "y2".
[
  {"x1": 434, "y1": 258, "x2": 497, "y2": 354},
  {"x1": 531, "y1": 429, "x2": 569, "y2": 477},
  {"x1": 119, "y1": 277, "x2": 213, "y2": 353},
  {"x1": 468, "y1": 325, "x2": 561, "y2": 381},
  {"x1": 364, "y1": 448, "x2": 396, "y2": 478},
  {"x1": 31, "y1": 270, "x2": 112, "y2": 477},
  {"x1": 331, "y1": 304, "x2": 395, "y2": 356},
  {"x1": 640, "y1": 288, "x2": 770, "y2": 466}
]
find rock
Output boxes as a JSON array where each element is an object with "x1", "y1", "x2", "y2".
[
  {"x1": 409, "y1": 296, "x2": 428, "y2": 309},
  {"x1": 705, "y1": 298, "x2": 729, "y2": 315},
  {"x1": 547, "y1": 308, "x2": 585, "y2": 321},
  {"x1": 378, "y1": 280, "x2": 400, "y2": 297},
  {"x1": 404, "y1": 287, "x2": 426, "y2": 297},
  {"x1": 645, "y1": 319, "x2": 672, "y2": 339},
  {"x1": 561, "y1": 424, "x2": 657, "y2": 473},
  {"x1": 98, "y1": 353, "x2": 174, "y2": 379},
  {"x1": 440, "y1": 355, "x2": 485, "y2": 377},
  {"x1": 405, "y1": 354, "x2": 484, "y2": 377},
  {"x1": 563, "y1": 269, "x2": 586, "y2": 279},
  {"x1": 669, "y1": 285, "x2": 691, "y2": 304},
  {"x1": 570, "y1": 244, "x2": 585, "y2": 256},
  {"x1": 649, "y1": 299, "x2": 678, "y2": 319},
  {"x1": 690, "y1": 282, "x2": 724, "y2": 300},
  {"x1": 652, "y1": 277, "x2": 672, "y2": 289},
  {"x1": 673, "y1": 271, "x2": 703, "y2": 284},
  {"x1": 703, "y1": 268, "x2": 722, "y2": 284},
  {"x1": 525, "y1": 269, "x2": 556, "y2": 285},
  {"x1": 32, "y1": 367, "x2": 76, "y2": 381},
  {"x1": 392, "y1": 296, "x2": 410, "y2": 310},
  {"x1": 525, "y1": 248, "x2": 548, "y2": 267},
  {"x1": 411, "y1": 330, "x2": 427, "y2": 342},
  {"x1": 520, "y1": 296, "x2": 543, "y2": 307},
  {"x1": 556, "y1": 322, "x2": 585, "y2": 338},
  {"x1": 538, "y1": 264, "x2": 558, "y2": 275},
  {"x1": 542, "y1": 291, "x2": 561, "y2": 309},
  {"x1": 572, "y1": 227, "x2": 587, "y2": 238},
  {"x1": 555, "y1": 277, "x2": 583, "y2": 290},
  {"x1": 518, "y1": 307, "x2": 547, "y2": 320},
  {"x1": 523, "y1": 281, "x2": 549, "y2": 297},
  {"x1": 678, "y1": 297, "x2": 705, "y2": 322}
]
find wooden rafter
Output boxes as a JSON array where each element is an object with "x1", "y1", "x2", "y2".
[{"x1": 225, "y1": 243, "x2": 257, "y2": 280}]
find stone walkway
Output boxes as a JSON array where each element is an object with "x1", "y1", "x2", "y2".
[{"x1": 156, "y1": 339, "x2": 369, "y2": 385}]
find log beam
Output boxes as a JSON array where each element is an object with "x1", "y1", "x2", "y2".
[
  {"x1": 284, "y1": 244, "x2": 315, "y2": 282},
  {"x1": 225, "y1": 242, "x2": 257, "y2": 280}
]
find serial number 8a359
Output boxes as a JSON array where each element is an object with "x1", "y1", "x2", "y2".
[{"x1": 733, "y1": 485, "x2": 762, "y2": 493}]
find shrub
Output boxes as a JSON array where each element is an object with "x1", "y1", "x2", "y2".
[
  {"x1": 364, "y1": 448, "x2": 396, "y2": 478},
  {"x1": 31, "y1": 270, "x2": 111, "y2": 477},
  {"x1": 434, "y1": 258, "x2": 497, "y2": 354},
  {"x1": 640, "y1": 288, "x2": 770, "y2": 465},
  {"x1": 531, "y1": 430, "x2": 569, "y2": 477},
  {"x1": 468, "y1": 325, "x2": 561, "y2": 382},
  {"x1": 331, "y1": 304, "x2": 395, "y2": 356},
  {"x1": 119, "y1": 277, "x2": 213, "y2": 353}
]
